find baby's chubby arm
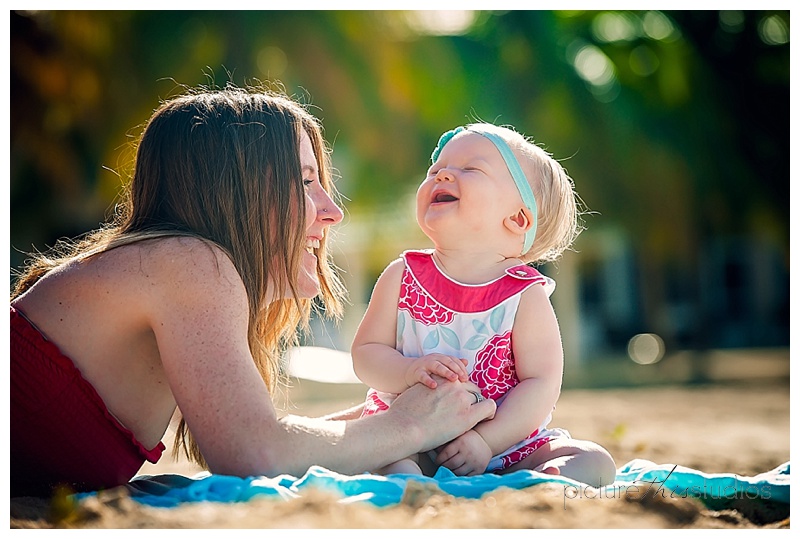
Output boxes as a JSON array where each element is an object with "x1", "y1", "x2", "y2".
[
  {"x1": 471, "y1": 284, "x2": 565, "y2": 456},
  {"x1": 351, "y1": 259, "x2": 468, "y2": 393}
]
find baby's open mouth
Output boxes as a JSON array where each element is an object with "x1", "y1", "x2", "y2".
[{"x1": 432, "y1": 192, "x2": 458, "y2": 203}]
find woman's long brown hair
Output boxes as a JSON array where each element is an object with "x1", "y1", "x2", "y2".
[{"x1": 11, "y1": 84, "x2": 346, "y2": 468}]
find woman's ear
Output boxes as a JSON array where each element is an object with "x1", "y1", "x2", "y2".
[{"x1": 503, "y1": 207, "x2": 534, "y2": 236}]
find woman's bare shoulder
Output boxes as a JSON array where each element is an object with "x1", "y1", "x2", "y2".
[
  {"x1": 125, "y1": 234, "x2": 227, "y2": 258},
  {"x1": 133, "y1": 236, "x2": 244, "y2": 299},
  {"x1": 80, "y1": 236, "x2": 249, "y2": 320}
]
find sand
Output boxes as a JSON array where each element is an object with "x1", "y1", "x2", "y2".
[{"x1": 9, "y1": 378, "x2": 790, "y2": 529}]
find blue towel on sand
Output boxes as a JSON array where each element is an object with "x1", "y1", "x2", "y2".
[{"x1": 118, "y1": 459, "x2": 789, "y2": 509}]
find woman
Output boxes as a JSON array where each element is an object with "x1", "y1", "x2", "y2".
[{"x1": 10, "y1": 84, "x2": 495, "y2": 497}]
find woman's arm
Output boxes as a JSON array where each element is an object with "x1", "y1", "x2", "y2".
[
  {"x1": 275, "y1": 379, "x2": 493, "y2": 475},
  {"x1": 471, "y1": 284, "x2": 564, "y2": 456},
  {"x1": 315, "y1": 403, "x2": 365, "y2": 421},
  {"x1": 148, "y1": 242, "x2": 494, "y2": 477}
]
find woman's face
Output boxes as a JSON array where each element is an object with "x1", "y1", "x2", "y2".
[{"x1": 293, "y1": 130, "x2": 343, "y2": 299}]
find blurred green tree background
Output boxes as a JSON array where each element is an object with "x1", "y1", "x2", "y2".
[{"x1": 9, "y1": 10, "x2": 789, "y2": 377}]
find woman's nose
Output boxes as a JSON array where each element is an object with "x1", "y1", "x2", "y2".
[{"x1": 317, "y1": 191, "x2": 344, "y2": 224}]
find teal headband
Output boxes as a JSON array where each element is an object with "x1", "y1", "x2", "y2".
[{"x1": 431, "y1": 126, "x2": 538, "y2": 254}]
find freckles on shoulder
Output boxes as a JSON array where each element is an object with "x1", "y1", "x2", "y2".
[{"x1": 137, "y1": 237, "x2": 248, "y2": 310}]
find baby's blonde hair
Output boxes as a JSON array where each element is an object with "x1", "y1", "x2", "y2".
[{"x1": 467, "y1": 123, "x2": 583, "y2": 264}]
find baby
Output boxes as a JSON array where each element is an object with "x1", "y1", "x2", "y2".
[{"x1": 351, "y1": 124, "x2": 615, "y2": 486}]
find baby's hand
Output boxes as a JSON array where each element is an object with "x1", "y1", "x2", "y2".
[
  {"x1": 435, "y1": 430, "x2": 493, "y2": 476},
  {"x1": 405, "y1": 354, "x2": 469, "y2": 389}
]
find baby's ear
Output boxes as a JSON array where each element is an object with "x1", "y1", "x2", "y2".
[{"x1": 504, "y1": 207, "x2": 534, "y2": 236}]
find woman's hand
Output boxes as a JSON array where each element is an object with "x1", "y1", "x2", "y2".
[
  {"x1": 404, "y1": 354, "x2": 469, "y2": 389},
  {"x1": 388, "y1": 376, "x2": 495, "y2": 454},
  {"x1": 434, "y1": 429, "x2": 493, "y2": 476}
]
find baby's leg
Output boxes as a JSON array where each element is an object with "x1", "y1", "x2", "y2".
[
  {"x1": 376, "y1": 454, "x2": 423, "y2": 475},
  {"x1": 502, "y1": 438, "x2": 617, "y2": 487}
]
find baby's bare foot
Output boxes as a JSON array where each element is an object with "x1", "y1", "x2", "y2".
[{"x1": 536, "y1": 464, "x2": 561, "y2": 476}]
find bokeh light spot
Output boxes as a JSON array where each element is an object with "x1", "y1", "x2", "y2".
[
  {"x1": 404, "y1": 10, "x2": 477, "y2": 36},
  {"x1": 758, "y1": 15, "x2": 789, "y2": 46},
  {"x1": 719, "y1": 10, "x2": 745, "y2": 33},
  {"x1": 573, "y1": 44, "x2": 616, "y2": 87},
  {"x1": 629, "y1": 44, "x2": 660, "y2": 76},
  {"x1": 592, "y1": 12, "x2": 638, "y2": 43},
  {"x1": 642, "y1": 11, "x2": 676, "y2": 41},
  {"x1": 257, "y1": 46, "x2": 288, "y2": 79},
  {"x1": 628, "y1": 333, "x2": 666, "y2": 365}
]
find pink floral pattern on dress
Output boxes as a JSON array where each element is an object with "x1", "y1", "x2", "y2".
[
  {"x1": 499, "y1": 434, "x2": 551, "y2": 469},
  {"x1": 361, "y1": 390, "x2": 390, "y2": 417},
  {"x1": 469, "y1": 330, "x2": 517, "y2": 401},
  {"x1": 398, "y1": 270, "x2": 454, "y2": 326}
]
